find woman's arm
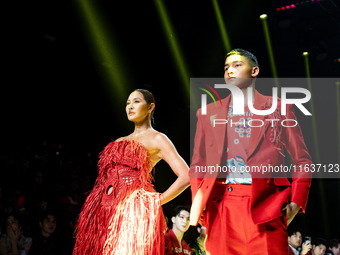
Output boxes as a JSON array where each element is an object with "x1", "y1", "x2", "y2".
[{"x1": 155, "y1": 133, "x2": 190, "y2": 205}]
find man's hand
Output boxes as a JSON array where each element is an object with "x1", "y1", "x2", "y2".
[
  {"x1": 286, "y1": 202, "x2": 301, "y2": 226},
  {"x1": 300, "y1": 241, "x2": 312, "y2": 255}
]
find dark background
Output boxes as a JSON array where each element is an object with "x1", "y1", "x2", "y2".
[{"x1": 1, "y1": 0, "x2": 339, "y2": 247}]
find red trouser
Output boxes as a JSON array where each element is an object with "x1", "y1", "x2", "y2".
[{"x1": 204, "y1": 183, "x2": 289, "y2": 255}]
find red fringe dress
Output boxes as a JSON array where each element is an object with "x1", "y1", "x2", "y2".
[{"x1": 73, "y1": 140, "x2": 166, "y2": 255}]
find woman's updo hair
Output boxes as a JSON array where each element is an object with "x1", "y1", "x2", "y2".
[{"x1": 134, "y1": 89, "x2": 155, "y2": 124}]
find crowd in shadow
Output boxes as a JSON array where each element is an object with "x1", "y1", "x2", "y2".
[{"x1": 0, "y1": 140, "x2": 97, "y2": 254}]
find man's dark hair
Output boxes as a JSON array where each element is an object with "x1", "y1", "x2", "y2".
[
  {"x1": 312, "y1": 237, "x2": 328, "y2": 247},
  {"x1": 172, "y1": 205, "x2": 190, "y2": 217},
  {"x1": 38, "y1": 210, "x2": 56, "y2": 223},
  {"x1": 287, "y1": 226, "x2": 303, "y2": 237},
  {"x1": 329, "y1": 238, "x2": 340, "y2": 248},
  {"x1": 225, "y1": 48, "x2": 259, "y2": 67}
]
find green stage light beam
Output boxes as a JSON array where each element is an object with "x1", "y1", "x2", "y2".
[
  {"x1": 75, "y1": 0, "x2": 130, "y2": 105},
  {"x1": 303, "y1": 52, "x2": 320, "y2": 163},
  {"x1": 260, "y1": 14, "x2": 279, "y2": 89},
  {"x1": 154, "y1": 0, "x2": 190, "y2": 97},
  {"x1": 303, "y1": 52, "x2": 328, "y2": 235},
  {"x1": 212, "y1": 0, "x2": 232, "y2": 52}
]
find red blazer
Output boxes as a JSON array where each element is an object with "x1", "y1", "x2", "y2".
[
  {"x1": 190, "y1": 90, "x2": 312, "y2": 225},
  {"x1": 165, "y1": 229, "x2": 193, "y2": 255}
]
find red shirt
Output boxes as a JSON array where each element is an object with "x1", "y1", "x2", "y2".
[{"x1": 165, "y1": 229, "x2": 192, "y2": 255}]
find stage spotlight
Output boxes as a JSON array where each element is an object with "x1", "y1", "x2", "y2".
[
  {"x1": 303, "y1": 52, "x2": 327, "y2": 234},
  {"x1": 260, "y1": 14, "x2": 279, "y2": 87},
  {"x1": 303, "y1": 51, "x2": 320, "y2": 163}
]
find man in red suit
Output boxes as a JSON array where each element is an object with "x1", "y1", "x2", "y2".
[
  {"x1": 189, "y1": 49, "x2": 312, "y2": 255},
  {"x1": 165, "y1": 206, "x2": 192, "y2": 255}
]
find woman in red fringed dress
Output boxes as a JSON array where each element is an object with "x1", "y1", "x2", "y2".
[{"x1": 73, "y1": 89, "x2": 190, "y2": 255}]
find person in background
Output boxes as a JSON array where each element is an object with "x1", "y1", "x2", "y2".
[
  {"x1": 28, "y1": 211, "x2": 57, "y2": 255},
  {"x1": 189, "y1": 224, "x2": 206, "y2": 255},
  {"x1": 306, "y1": 238, "x2": 328, "y2": 255},
  {"x1": 288, "y1": 227, "x2": 312, "y2": 255},
  {"x1": 165, "y1": 206, "x2": 192, "y2": 255},
  {"x1": 328, "y1": 239, "x2": 340, "y2": 255},
  {"x1": 0, "y1": 213, "x2": 32, "y2": 255}
]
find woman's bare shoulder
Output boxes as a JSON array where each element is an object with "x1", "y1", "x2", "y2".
[{"x1": 151, "y1": 131, "x2": 174, "y2": 147}]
